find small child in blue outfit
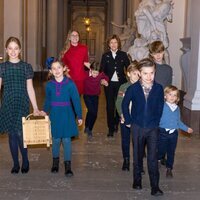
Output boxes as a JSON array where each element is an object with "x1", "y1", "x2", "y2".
[
  {"x1": 42, "y1": 58, "x2": 82, "y2": 177},
  {"x1": 158, "y1": 85, "x2": 193, "y2": 178}
]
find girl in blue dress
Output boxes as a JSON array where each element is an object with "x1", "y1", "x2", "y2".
[{"x1": 42, "y1": 58, "x2": 82, "y2": 177}]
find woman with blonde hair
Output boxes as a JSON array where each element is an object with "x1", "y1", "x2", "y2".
[{"x1": 60, "y1": 30, "x2": 90, "y2": 95}]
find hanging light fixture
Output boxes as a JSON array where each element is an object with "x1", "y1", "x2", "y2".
[{"x1": 83, "y1": 0, "x2": 91, "y2": 32}]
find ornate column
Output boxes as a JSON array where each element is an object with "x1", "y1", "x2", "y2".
[
  {"x1": 127, "y1": 0, "x2": 140, "y2": 28},
  {"x1": 63, "y1": 0, "x2": 69, "y2": 40},
  {"x1": 57, "y1": 0, "x2": 64, "y2": 55},
  {"x1": 181, "y1": 0, "x2": 200, "y2": 134},
  {"x1": 26, "y1": 0, "x2": 39, "y2": 70},
  {"x1": 0, "y1": 0, "x2": 3, "y2": 59},
  {"x1": 46, "y1": 0, "x2": 58, "y2": 58},
  {"x1": 180, "y1": 37, "x2": 191, "y2": 92},
  {"x1": 4, "y1": 0, "x2": 22, "y2": 53},
  {"x1": 112, "y1": 0, "x2": 123, "y2": 34}
]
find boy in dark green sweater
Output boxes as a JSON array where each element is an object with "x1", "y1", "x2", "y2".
[{"x1": 116, "y1": 61, "x2": 139, "y2": 171}]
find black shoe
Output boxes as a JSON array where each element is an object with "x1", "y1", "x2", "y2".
[
  {"x1": 166, "y1": 168, "x2": 173, "y2": 178},
  {"x1": 114, "y1": 125, "x2": 119, "y2": 133},
  {"x1": 21, "y1": 165, "x2": 29, "y2": 174},
  {"x1": 87, "y1": 134, "x2": 93, "y2": 141},
  {"x1": 161, "y1": 158, "x2": 166, "y2": 166},
  {"x1": 122, "y1": 158, "x2": 130, "y2": 171},
  {"x1": 11, "y1": 166, "x2": 20, "y2": 174},
  {"x1": 107, "y1": 131, "x2": 114, "y2": 137},
  {"x1": 84, "y1": 127, "x2": 89, "y2": 134},
  {"x1": 51, "y1": 157, "x2": 59, "y2": 173},
  {"x1": 151, "y1": 187, "x2": 164, "y2": 196},
  {"x1": 132, "y1": 183, "x2": 142, "y2": 190},
  {"x1": 65, "y1": 169, "x2": 74, "y2": 177},
  {"x1": 64, "y1": 161, "x2": 74, "y2": 177},
  {"x1": 87, "y1": 129, "x2": 93, "y2": 137}
]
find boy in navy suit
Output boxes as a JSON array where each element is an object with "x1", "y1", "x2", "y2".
[{"x1": 122, "y1": 58, "x2": 164, "y2": 196}]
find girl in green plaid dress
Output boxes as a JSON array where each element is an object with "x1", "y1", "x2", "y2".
[{"x1": 0, "y1": 37, "x2": 41, "y2": 174}]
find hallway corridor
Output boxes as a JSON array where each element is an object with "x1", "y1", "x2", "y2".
[{"x1": 0, "y1": 79, "x2": 200, "y2": 200}]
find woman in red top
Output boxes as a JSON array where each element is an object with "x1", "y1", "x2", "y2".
[{"x1": 60, "y1": 30, "x2": 90, "y2": 94}]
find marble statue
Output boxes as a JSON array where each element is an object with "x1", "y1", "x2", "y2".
[
  {"x1": 111, "y1": 18, "x2": 136, "y2": 51},
  {"x1": 128, "y1": 0, "x2": 173, "y2": 63},
  {"x1": 135, "y1": 0, "x2": 173, "y2": 48},
  {"x1": 128, "y1": 37, "x2": 149, "y2": 62}
]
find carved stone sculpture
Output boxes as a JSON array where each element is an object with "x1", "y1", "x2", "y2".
[{"x1": 111, "y1": 18, "x2": 136, "y2": 51}]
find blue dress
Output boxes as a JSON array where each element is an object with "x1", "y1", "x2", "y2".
[{"x1": 43, "y1": 77, "x2": 82, "y2": 138}]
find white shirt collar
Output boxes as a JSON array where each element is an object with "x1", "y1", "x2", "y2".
[
  {"x1": 166, "y1": 102, "x2": 178, "y2": 112},
  {"x1": 111, "y1": 50, "x2": 118, "y2": 59}
]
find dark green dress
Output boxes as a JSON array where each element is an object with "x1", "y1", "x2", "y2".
[{"x1": 0, "y1": 61, "x2": 34, "y2": 135}]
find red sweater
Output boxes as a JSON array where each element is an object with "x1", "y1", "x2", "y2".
[
  {"x1": 62, "y1": 43, "x2": 89, "y2": 94},
  {"x1": 84, "y1": 72, "x2": 109, "y2": 96}
]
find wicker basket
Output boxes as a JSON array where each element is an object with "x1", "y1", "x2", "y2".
[{"x1": 22, "y1": 114, "x2": 52, "y2": 148}]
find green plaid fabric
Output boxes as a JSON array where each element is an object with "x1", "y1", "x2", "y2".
[{"x1": 0, "y1": 61, "x2": 34, "y2": 134}]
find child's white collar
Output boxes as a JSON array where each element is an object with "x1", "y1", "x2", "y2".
[{"x1": 166, "y1": 102, "x2": 177, "y2": 112}]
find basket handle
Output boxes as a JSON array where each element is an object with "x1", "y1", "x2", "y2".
[
  {"x1": 25, "y1": 113, "x2": 46, "y2": 120},
  {"x1": 25, "y1": 113, "x2": 34, "y2": 120}
]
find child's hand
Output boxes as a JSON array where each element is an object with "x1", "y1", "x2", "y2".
[
  {"x1": 89, "y1": 69, "x2": 92, "y2": 76},
  {"x1": 33, "y1": 108, "x2": 41, "y2": 116},
  {"x1": 40, "y1": 111, "x2": 47, "y2": 116},
  {"x1": 84, "y1": 62, "x2": 91, "y2": 69},
  {"x1": 126, "y1": 124, "x2": 131, "y2": 128},
  {"x1": 120, "y1": 114, "x2": 125, "y2": 123},
  {"x1": 77, "y1": 119, "x2": 83, "y2": 126},
  {"x1": 101, "y1": 79, "x2": 108, "y2": 86},
  {"x1": 188, "y1": 128, "x2": 193, "y2": 134}
]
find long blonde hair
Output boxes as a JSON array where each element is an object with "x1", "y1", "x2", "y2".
[{"x1": 59, "y1": 30, "x2": 80, "y2": 60}]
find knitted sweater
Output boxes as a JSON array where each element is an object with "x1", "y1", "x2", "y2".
[
  {"x1": 159, "y1": 102, "x2": 188, "y2": 131},
  {"x1": 155, "y1": 63, "x2": 173, "y2": 88},
  {"x1": 115, "y1": 81, "x2": 132, "y2": 116}
]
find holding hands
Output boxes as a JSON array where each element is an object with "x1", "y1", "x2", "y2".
[
  {"x1": 77, "y1": 119, "x2": 83, "y2": 126},
  {"x1": 84, "y1": 62, "x2": 91, "y2": 69},
  {"x1": 101, "y1": 79, "x2": 108, "y2": 86},
  {"x1": 187, "y1": 127, "x2": 193, "y2": 134},
  {"x1": 33, "y1": 108, "x2": 46, "y2": 116}
]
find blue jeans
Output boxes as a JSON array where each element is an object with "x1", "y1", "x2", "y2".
[
  {"x1": 120, "y1": 123, "x2": 131, "y2": 159},
  {"x1": 52, "y1": 137, "x2": 71, "y2": 161},
  {"x1": 83, "y1": 95, "x2": 99, "y2": 131},
  {"x1": 158, "y1": 128, "x2": 178, "y2": 169},
  {"x1": 132, "y1": 124, "x2": 159, "y2": 189},
  {"x1": 8, "y1": 132, "x2": 29, "y2": 168}
]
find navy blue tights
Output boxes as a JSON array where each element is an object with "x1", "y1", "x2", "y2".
[{"x1": 8, "y1": 132, "x2": 29, "y2": 169}]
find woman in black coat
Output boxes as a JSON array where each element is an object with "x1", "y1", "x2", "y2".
[{"x1": 100, "y1": 34, "x2": 130, "y2": 137}]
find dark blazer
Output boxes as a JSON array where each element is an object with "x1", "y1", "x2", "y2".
[
  {"x1": 100, "y1": 50, "x2": 130, "y2": 84},
  {"x1": 122, "y1": 80, "x2": 164, "y2": 128}
]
